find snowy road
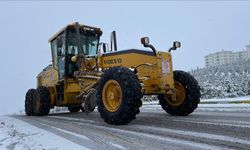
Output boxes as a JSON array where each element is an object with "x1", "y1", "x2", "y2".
[{"x1": 6, "y1": 103, "x2": 250, "y2": 150}]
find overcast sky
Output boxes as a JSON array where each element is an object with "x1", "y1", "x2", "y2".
[{"x1": 0, "y1": 1, "x2": 249, "y2": 115}]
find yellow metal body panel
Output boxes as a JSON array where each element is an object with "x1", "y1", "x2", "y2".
[
  {"x1": 37, "y1": 66, "x2": 81, "y2": 107},
  {"x1": 37, "y1": 50, "x2": 174, "y2": 107},
  {"x1": 100, "y1": 53, "x2": 156, "y2": 68},
  {"x1": 37, "y1": 65, "x2": 58, "y2": 87},
  {"x1": 57, "y1": 79, "x2": 81, "y2": 106},
  {"x1": 37, "y1": 65, "x2": 58, "y2": 106},
  {"x1": 99, "y1": 51, "x2": 174, "y2": 95},
  {"x1": 157, "y1": 52, "x2": 174, "y2": 92}
]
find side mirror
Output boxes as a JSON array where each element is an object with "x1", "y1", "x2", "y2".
[
  {"x1": 141, "y1": 37, "x2": 150, "y2": 45},
  {"x1": 168, "y1": 41, "x2": 181, "y2": 52},
  {"x1": 173, "y1": 41, "x2": 181, "y2": 49}
]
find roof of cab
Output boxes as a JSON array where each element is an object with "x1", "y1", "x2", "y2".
[{"x1": 48, "y1": 22, "x2": 102, "y2": 43}]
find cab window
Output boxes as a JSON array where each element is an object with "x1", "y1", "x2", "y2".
[
  {"x1": 67, "y1": 28, "x2": 99, "y2": 56},
  {"x1": 51, "y1": 40, "x2": 58, "y2": 69}
]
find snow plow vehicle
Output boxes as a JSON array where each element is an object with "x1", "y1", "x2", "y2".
[{"x1": 25, "y1": 22, "x2": 201, "y2": 125}]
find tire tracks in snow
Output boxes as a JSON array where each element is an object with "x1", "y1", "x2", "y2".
[
  {"x1": 47, "y1": 115, "x2": 247, "y2": 150},
  {"x1": 15, "y1": 116, "x2": 130, "y2": 150},
  {"x1": 14, "y1": 107, "x2": 250, "y2": 150}
]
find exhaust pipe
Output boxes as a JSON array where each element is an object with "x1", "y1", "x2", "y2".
[{"x1": 110, "y1": 31, "x2": 117, "y2": 51}]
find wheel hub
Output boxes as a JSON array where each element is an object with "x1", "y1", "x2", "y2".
[
  {"x1": 102, "y1": 80, "x2": 122, "y2": 112},
  {"x1": 167, "y1": 81, "x2": 186, "y2": 106}
]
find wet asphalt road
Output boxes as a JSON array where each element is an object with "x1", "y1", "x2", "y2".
[{"x1": 13, "y1": 104, "x2": 250, "y2": 150}]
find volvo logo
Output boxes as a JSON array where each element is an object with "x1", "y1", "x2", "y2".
[{"x1": 104, "y1": 58, "x2": 122, "y2": 64}]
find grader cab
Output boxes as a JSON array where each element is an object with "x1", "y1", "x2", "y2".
[{"x1": 25, "y1": 22, "x2": 200, "y2": 125}]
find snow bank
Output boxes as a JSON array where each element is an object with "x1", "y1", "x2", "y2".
[
  {"x1": 142, "y1": 95, "x2": 250, "y2": 104},
  {"x1": 13, "y1": 107, "x2": 69, "y2": 116},
  {"x1": 0, "y1": 116, "x2": 88, "y2": 150},
  {"x1": 142, "y1": 99, "x2": 250, "y2": 112},
  {"x1": 201, "y1": 96, "x2": 250, "y2": 103}
]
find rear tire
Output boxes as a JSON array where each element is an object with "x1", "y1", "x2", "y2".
[
  {"x1": 25, "y1": 89, "x2": 36, "y2": 116},
  {"x1": 158, "y1": 70, "x2": 200, "y2": 116},
  {"x1": 96, "y1": 67, "x2": 142, "y2": 125},
  {"x1": 33, "y1": 86, "x2": 51, "y2": 116}
]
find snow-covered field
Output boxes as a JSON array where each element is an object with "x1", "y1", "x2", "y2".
[{"x1": 0, "y1": 116, "x2": 88, "y2": 150}]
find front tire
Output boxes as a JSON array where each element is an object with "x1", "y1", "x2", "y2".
[
  {"x1": 25, "y1": 89, "x2": 36, "y2": 116},
  {"x1": 33, "y1": 86, "x2": 51, "y2": 116},
  {"x1": 158, "y1": 70, "x2": 200, "y2": 116},
  {"x1": 96, "y1": 67, "x2": 142, "y2": 125}
]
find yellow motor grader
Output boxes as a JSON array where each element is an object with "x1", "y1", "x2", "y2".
[{"x1": 25, "y1": 22, "x2": 200, "y2": 125}]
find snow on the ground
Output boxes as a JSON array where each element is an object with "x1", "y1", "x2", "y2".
[
  {"x1": 0, "y1": 116, "x2": 88, "y2": 150},
  {"x1": 143, "y1": 101, "x2": 250, "y2": 108},
  {"x1": 198, "y1": 103, "x2": 250, "y2": 108},
  {"x1": 201, "y1": 96, "x2": 250, "y2": 103},
  {"x1": 142, "y1": 101, "x2": 159, "y2": 105},
  {"x1": 197, "y1": 104, "x2": 250, "y2": 112},
  {"x1": 142, "y1": 95, "x2": 250, "y2": 105},
  {"x1": 15, "y1": 107, "x2": 69, "y2": 116},
  {"x1": 142, "y1": 98, "x2": 250, "y2": 112}
]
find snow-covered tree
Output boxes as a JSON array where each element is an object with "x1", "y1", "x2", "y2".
[{"x1": 190, "y1": 59, "x2": 250, "y2": 99}]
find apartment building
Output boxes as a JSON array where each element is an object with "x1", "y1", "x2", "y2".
[{"x1": 205, "y1": 46, "x2": 250, "y2": 67}]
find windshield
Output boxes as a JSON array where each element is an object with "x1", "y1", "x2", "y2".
[
  {"x1": 80, "y1": 34, "x2": 99, "y2": 56},
  {"x1": 67, "y1": 28, "x2": 100, "y2": 56}
]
